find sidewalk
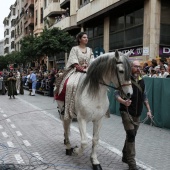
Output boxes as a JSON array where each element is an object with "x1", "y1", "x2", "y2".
[{"x1": 0, "y1": 91, "x2": 169, "y2": 169}]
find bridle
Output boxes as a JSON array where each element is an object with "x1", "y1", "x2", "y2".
[{"x1": 100, "y1": 61, "x2": 132, "y2": 99}]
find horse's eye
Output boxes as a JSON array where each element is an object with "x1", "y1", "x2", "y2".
[{"x1": 119, "y1": 70, "x2": 124, "y2": 74}]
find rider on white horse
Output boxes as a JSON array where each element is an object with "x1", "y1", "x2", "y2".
[{"x1": 54, "y1": 32, "x2": 94, "y2": 119}]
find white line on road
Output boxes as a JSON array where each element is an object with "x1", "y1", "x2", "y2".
[
  {"x1": 14, "y1": 154, "x2": 25, "y2": 164},
  {"x1": 3, "y1": 114, "x2": 7, "y2": 117},
  {"x1": 0, "y1": 125, "x2": 3, "y2": 129},
  {"x1": 2, "y1": 132, "x2": 8, "y2": 138},
  {"x1": 23, "y1": 140, "x2": 31, "y2": 146},
  {"x1": 32, "y1": 152, "x2": 43, "y2": 161},
  {"x1": 16, "y1": 131, "x2": 22, "y2": 136},
  {"x1": 18, "y1": 97, "x2": 154, "y2": 170},
  {"x1": 7, "y1": 141, "x2": 14, "y2": 148},
  {"x1": 6, "y1": 119, "x2": 11, "y2": 123},
  {"x1": 11, "y1": 124, "x2": 16, "y2": 128}
]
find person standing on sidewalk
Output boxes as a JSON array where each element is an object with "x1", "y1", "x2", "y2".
[
  {"x1": 7, "y1": 72, "x2": 17, "y2": 99},
  {"x1": 115, "y1": 60, "x2": 152, "y2": 170},
  {"x1": 30, "y1": 70, "x2": 37, "y2": 96}
]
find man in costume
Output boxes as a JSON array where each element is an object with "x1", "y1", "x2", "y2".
[{"x1": 115, "y1": 60, "x2": 152, "y2": 170}]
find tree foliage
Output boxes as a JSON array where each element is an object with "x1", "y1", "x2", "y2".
[
  {"x1": 36, "y1": 28, "x2": 75, "y2": 57},
  {"x1": 20, "y1": 35, "x2": 38, "y2": 62},
  {"x1": 2, "y1": 28, "x2": 75, "y2": 68},
  {"x1": 0, "y1": 51, "x2": 22, "y2": 70}
]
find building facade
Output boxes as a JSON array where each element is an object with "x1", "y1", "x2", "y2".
[
  {"x1": 44, "y1": 0, "x2": 170, "y2": 63},
  {"x1": 0, "y1": 40, "x2": 4, "y2": 56},
  {"x1": 3, "y1": 3, "x2": 17, "y2": 55},
  {"x1": 34, "y1": 0, "x2": 44, "y2": 36}
]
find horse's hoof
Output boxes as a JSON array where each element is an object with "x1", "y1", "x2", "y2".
[
  {"x1": 92, "y1": 164, "x2": 102, "y2": 170},
  {"x1": 65, "y1": 148, "x2": 73, "y2": 156}
]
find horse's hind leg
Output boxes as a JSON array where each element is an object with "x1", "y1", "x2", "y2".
[
  {"x1": 73, "y1": 118, "x2": 87, "y2": 155},
  {"x1": 91, "y1": 119, "x2": 103, "y2": 170},
  {"x1": 63, "y1": 118, "x2": 73, "y2": 155},
  {"x1": 56, "y1": 100, "x2": 72, "y2": 155}
]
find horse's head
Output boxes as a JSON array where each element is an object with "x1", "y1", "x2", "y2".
[{"x1": 111, "y1": 50, "x2": 133, "y2": 99}]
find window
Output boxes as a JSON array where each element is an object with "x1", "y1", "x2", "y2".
[
  {"x1": 85, "y1": 23, "x2": 104, "y2": 50},
  {"x1": 160, "y1": 0, "x2": 170, "y2": 45},
  {"x1": 110, "y1": 8, "x2": 143, "y2": 50},
  {"x1": 40, "y1": 8, "x2": 43, "y2": 23},
  {"x1": 35, "y1": 10, "x2": 38, "y2": 25},
  {"x1": 44, "y1": 0, "x2": 47, "y2": 8},
  {"x1": 79, "y1": 0, "x2": 90, "y2": 8},
  {"x1": 13, "y1": 8, "x2": 15, "y2": 15},
  {"x1": 126, "y1": 9, "x2": 143, "y2": 28}
]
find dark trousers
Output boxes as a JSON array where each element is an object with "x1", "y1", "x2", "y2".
[{"x1": 121, "y1": 111, "x2": 139, "y2": 169}]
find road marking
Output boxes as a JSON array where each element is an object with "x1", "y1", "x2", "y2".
[
  {"x1": 16, "y1": 131, "x2": 22, "y2": 136},
  {"x1": 0, "y1": 110, "x2": 4, "y2": 113},
  {"x1": 14, "y1": 154, "x2": 25, "y2": 164},
  {"x1": 23, "y1": 140, "x2": 31, "y2": 146},
  {"x1": 0, "y1": 125, "x2": 3, "y2": 129},
  {"x1": 18, "y1": 97, "x2": 154, "y2": 170},
  {"x1": 6, "y1": 119, "x2": 11, "y2": 123},
  {"x1": 2, "y1": 132, "x2": 8, "y2": 138},
  {"x1": 11, "y1": 124, "x2": 16, "y2": 128},
  {"x1": 3, "y1": 114, "x2": 7, "y2": 117},
  {"x1": 32, "y1": 152, "x2": 43, "y2": 161},
  {"x1": 7, "y1": 141, "x2": 14, "y2": 148}
]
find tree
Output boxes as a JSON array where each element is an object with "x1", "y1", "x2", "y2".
[
  {"x1": 20, "y1": 35, "x2": 38, "y2": 63},
  {"x1": 35, "y1": 28, "x2": 75, "y2": 58}
]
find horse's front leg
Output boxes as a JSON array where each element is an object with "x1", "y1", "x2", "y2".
[
  {"x1": 73, "y1": 118, "x2": 87, "y2": 155},
  {"x1": 91, "y1": 118, "x2": 103, "y2": 170}
]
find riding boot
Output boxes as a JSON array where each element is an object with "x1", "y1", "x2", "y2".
[
  {"x1": 13, "y1": 95, "x2": 15, "y2": 99},
  {"x1": 126, "y1": 142, "x2": 137, "y2": 170}
]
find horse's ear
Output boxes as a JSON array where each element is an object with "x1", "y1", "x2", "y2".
[{"x1": 115, "y1": 50, "x2": 119, "y2": 60}]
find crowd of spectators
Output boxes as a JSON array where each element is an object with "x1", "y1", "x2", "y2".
[
  {"x1": 0, "y1": 68, "x2": 64, "y2": 97},
  {"x1": 142, "y1": 58, "x2": 170, "y2": 78}
]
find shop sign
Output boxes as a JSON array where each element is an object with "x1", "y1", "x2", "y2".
[
  {"x1": 120, "y1": 47, "x2": 143, "y2": 57},
  {"x1": 159, "y1": 46, "x2": 170, "y2": 56},
  {"x1": 143, "y1": 47, "x2": 149, "y2": 56}
]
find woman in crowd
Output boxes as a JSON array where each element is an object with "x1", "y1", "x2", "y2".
[{"x1": 7, "y1": 72, "x2": 17, "y2": 99}]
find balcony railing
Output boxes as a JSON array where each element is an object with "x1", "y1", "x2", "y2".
[{"x1": 52, "y1": 14, "x2": 77, "y2": 30}]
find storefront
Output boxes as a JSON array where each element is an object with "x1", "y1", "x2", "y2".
[{"x1": 160, "y1": 0, "x2": 170, "y2": 58}]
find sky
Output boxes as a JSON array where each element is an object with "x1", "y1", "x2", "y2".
[{"x1": 0, "y1": 0, "x2": 16, "y2": 40}]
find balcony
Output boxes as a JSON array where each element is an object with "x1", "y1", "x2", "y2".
[
  {"x1": 25, "y1": 0, "x2": 34, "y2": 10},
  {"x1": 60, "y1": 0, "x2": 70, "y2": 9},
  {"x1": 44, "y1": 1, "x2": 63, "y2": 18},
  {"x1": 24, "y1": 17, "x2": 34, "y2": 28},
  {"x1": 77, "y1": 0, "x2": 120, "y2": 23},
  {"x1": 52, "y1": 14, "x2": 77, "y2": 30}
]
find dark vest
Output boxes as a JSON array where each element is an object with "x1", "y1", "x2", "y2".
[{"x1": 120, "y1": 76, "x2": 145, "y2": 117}]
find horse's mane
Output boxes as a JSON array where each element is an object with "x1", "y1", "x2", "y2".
[{"x1": 81, "y1": 52, "x2": 131, "y2": 96}]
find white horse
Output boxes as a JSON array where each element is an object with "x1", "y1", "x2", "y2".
[{"x1": 57, "y1": 50, "x2": 133, "y2": 170}]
